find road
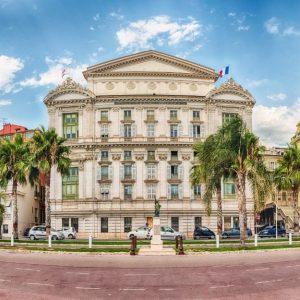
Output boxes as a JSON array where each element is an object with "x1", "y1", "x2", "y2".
[{"x1": 0, "y1": 249, "x2": 300, "y2": 299}]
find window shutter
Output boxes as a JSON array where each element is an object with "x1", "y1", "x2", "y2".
[
  {"x1": 132, "y1": 164, "x2": 136, "y2": 179},
  {"x1": 200, "y1": 124, "x2": 205, "y2": 138},
  {"x1": 108, "y1": 166, "x2": 113, "y2": 180},
  {"x1": 167, "y1": 165, "x2": 171, "y2": 180},
  {"x1": 178, "y1": 125, "x2": 183, "y2": 137},
  {"x1": 179, "y1": 185, "x2": 183, "y2": 199},
  {"x1": 179, "y1": 165, "x2": 184, "y2": 179},
  {"x1": 120, "y1": 165, "x2": 124, "y2": 180},
  {"x1": 120, "y1": 124, "x2": 124, "y2": 137},
  {"x1": 132, "y1": 124, "x2": 136, "y2": 137},
  {"x1": 97, "y1": 167, "x2": 101, "y2": 180},
  {"x1": 168, "y1": 184, "x2": 171, "y2": 199}
]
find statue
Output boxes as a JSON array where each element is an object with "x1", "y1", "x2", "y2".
[{"x1": 154, "y1": 197, "x2": 161, "y2": 217}]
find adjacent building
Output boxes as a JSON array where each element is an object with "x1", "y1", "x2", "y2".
[{"x1": 44, "y1": 50, "x2": 255, "y2": 238}]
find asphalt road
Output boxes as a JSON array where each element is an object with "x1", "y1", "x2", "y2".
[{"x1": 0, "y1": 250, "x2": 300, "y2": 299}]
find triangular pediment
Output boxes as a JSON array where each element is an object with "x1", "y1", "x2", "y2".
[{"x1": 83, "y1": 50, "x2": 219, "y2": 81}]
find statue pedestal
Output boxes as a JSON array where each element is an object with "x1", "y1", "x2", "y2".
[{"x1": 139, "y1": 217, "x2": 176, "y2": 256}]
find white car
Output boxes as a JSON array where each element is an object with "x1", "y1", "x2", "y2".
[
  {"x1": 149, "y1": 226, "x2": 186, "y2": 240},
  {"x1": 128, "y1": 227, "x2": 151, "y2": 240},
  {"x1": 28, "y1": 226, "x2": 65, "y2": 240},
  {"x1": 59, "y1": 227, "x2": 77, "y2": 239}
]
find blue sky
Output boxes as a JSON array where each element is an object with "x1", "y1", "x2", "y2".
[{"x1": 1, "y1": 0, "x2": 300, "y2": 146}]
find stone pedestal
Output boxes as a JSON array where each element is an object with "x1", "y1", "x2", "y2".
[{"x1": 139, "y1": 217, "x2": 176, "y2": 255}]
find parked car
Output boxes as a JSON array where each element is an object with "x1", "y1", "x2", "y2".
[
  {"x1": 28, "y1": 226, "x2": 65, "y2": 240},
  {"x1": 128, "y1": 227, "x2": 151, "y2": 240},
  {"x1": 149, "y1": 226, "x2": 186, "y2": 240},
  {"x1": 258, "y1": 225, "x2": 286, "y2": 238},
  {"x1": 58, "y1": 227, "x2": 77, "y2": 239},
  {"x1": 222, "y1": 228, "x2": 252, "y2": 239},
  {"x1": 23, "y1": 227, "x2": 31, "y2": 237},
  {"x1": 193, "y1": 226, "x2": 215, "y2": 239}
]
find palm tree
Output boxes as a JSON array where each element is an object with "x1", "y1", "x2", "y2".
[
  {"x1": 0, "y1": 134, "x2": 33, "y2": 238},
  {"x1": 274, "y1": 144, "x2": 300, "y2": 235},
  {"x1": 191, "y1": 135, "x2": 231, "y2": 236},
  {"x1": 31, "y1": 127, "x2": 70, "y2": 235},
  {"x1": 216, "y1": 117, "x2": 271, "y2": 246},
  {"x1": 0, "y1": 191, "x2": 6, "y2": 239}
]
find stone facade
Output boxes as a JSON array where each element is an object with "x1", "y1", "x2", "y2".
[{"x1": 44, "y1": 50, "x2": 255, "y2": 238}]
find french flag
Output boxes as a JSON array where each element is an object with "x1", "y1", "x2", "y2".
[{"x1": 219, "y1": 66, "x2": 230, "y2": 78}]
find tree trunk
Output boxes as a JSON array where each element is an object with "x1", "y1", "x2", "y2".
[
  {"x1": 45, "y1": 183, "x2": 51, "y2": 236},
  {"x1": 12, "y1": 179, "x2": 18, "y2": 239},
  {"x1": 216, "y1": 183, "x2": 223, "y2": 236},
  {"x1": 293, "y1": 188, "x2": 299, "y2": 236},
  {"x1": 236, "y1": 172, "x2": 247, "y2": 246}
]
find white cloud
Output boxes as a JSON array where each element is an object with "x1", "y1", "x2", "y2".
[
  {"x1": 283, "y1": 26, "x2": 300, "y2": 36},
  {"x1": 267, "y1": 93, "x2": 287, "y2": 101},
  {"x1": 253, "y1": 100, "x2": 300, "y2": 147},
  {"x1": 228, "y1": 13, "x2": 250, "y2": 32},
  {"x1": 0, "y1": 99, "x2": 12, "y2": 106},
  {"x1": 20, "y1": 56, "x2": 87, "y2": 87},
  {"x1": 90, "y1": 26, "x2": 95, "y2": 31},
  {"x1": 237, "y1": 25, "x2": 250, "y2": 31},
  {"x1": 245, "y1": 78, "x2": 268, "y2": 88},
  {"x1": 93, "y1": 13, "x2": 100, "y2": 21},
  {"x1": 228, "y1": 12, "x2": 236, "y2": 17},
  {"x1": 109, "y1": 12, "x2": 124, "y2": 20},
  {"x1": 116, "y1": 15, "x2": 202, "y2": 51},
  {"x1": 264, "y1": 17, "x2": 280, "y2": 34},
  {"x1": 0, "y1": 55, "x2": 24, "y2": 93}
]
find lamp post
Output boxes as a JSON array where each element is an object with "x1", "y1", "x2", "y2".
[{"x1": 275, "y1": 199, "x2": 278, "y2": 239}]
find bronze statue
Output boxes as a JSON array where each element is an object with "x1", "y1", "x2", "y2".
[{"x1": 154, "y1": 197, "x2": 161, "y2": 217}]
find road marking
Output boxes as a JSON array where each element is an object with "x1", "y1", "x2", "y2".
[
  {"x1": 255, "y1": 279, "x2": 282, "y2": 284},
  {"x1": 287, "y1": 265, "x2": 300, "y2": 268},
  {"x1": 76, "y1": 287, "x2": 101, "y2": 290},
  {"x1": 124, "y1": 273, "x2": 158, "y2": 276},
  {"x1": 159, "y1": 288, "x2": 175, "y2": 291},
  {"x1": 210, "y1": 285, "x2": 234, "y2": 289},
  {"x1": 0, "y1": 279, "x2": 10, "y2": 282},
  {"x1": 246, "y1": 267, "x2": 269, "y2": 271},
  {"x1": 25, "y1": 282, "x2": 54, "y2": 287},
  {"x1": 16, "y1": 268, "x2": 40, "y2": 272},
  {"x1": 66, "y1": 272, "x2": 89, "y2": 275},
  {"x1": 120, "y1": 288, "x2": 146, "y2": 291}
]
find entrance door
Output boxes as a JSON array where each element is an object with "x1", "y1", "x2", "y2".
[{"x1": 147, "y1": 217, "x2": 153, "y2": 228}]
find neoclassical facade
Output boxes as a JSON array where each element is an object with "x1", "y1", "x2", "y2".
[{"x1": 44, "y1": 50, "x2": 255, "y2": 238}]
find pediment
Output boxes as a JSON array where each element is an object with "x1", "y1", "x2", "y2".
[{"x1": 83, "y1": 50, "x2": 219, "y2": 81}]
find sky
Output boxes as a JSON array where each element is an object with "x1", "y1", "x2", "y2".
[{"x1": 1, "y1": 0, "x2": 300, "y2": 147}]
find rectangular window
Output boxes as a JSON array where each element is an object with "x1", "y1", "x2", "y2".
[
  {"x1": 224, "y1": 216, "x2": 231, "y2": 230},
  {"x1": 2, "y1": 224, "x2": 8, "y2": 234},
  {"x1": 147, "y1": 165, "x2": 156, "y2": 179},
  {"x1": 224, "y1": 177, "x2": 236, "y2": 196},
  {"x1": 101, "y1": 151, "x2": 108, "y2": 161},
  {"x1": 171, "y1": 217, "x2": 179, "y2": 231},
  {"x1": 100, "y1": 124, "x2": 109, "y2": 138},
  {"x1": 124, "y1": 151, "x2": 132, "y2": 160},
  {"x1": 62, "y1": 218, "x2": 69, "y2": 227},
  {"x1": 147, "y1": 110, "x2": 155, "y2": 121},
  {"x1": 147, "y1": 184, "x2": 156, "y2": 199},
  {"x1": 62, "y1": 167, "x2": 79, "y2": 199},
  {"x1": 71, "y1": 218, "x2": 79, "y2": 232},
  {"x1": 171, "y1": 184, "x2": 179, "y2": 199},
  {"x1": 171, "y1": 165, "x2": 178, "y2": 178},
  {"x1": 222, "y1": 113, "x2": 238, "y2": 124},
  {"x1": 195, "y1": 217, "x2": 202, "y2": 228},
  {"x1": 193, "y1": 111, "x2": 200, "y2": 120},
  {"x1": 124, "y1": 185, "x2": 133, "y2": 200},
  {"x1": 170, "y1": 110, "x2": 177, "y2": 120},
  {"x1": 101, "y1": 111, "x2": 108, "y2": 121},
  {"x1": 100, "y1": 185, "x2": 110, "y2": 200},
  {"x1": 124, "y1": 217, "x2": 132, "y2": 232},
  {"x1": 124, "y1": 125, "x2": 132, "y2": 138},
  {"x1": 147, "y1": 124, "x2": 155, "y2": 137},
  {"x1": 101, "y1": 166, "x2": 109, "y2": 180},
  {"x1": 193, "y1": 125, "x2": 201, "y2": 138},
  {"x1": 124, "y1": 165, "x2": 132, "y2": 178},
  {"x1": 170, "y1": 125, "x2": 178, "y2": 138},
  {"x1": 124, "y1": 110, "x2": 131, "y2": 121},
  {"x1": 233, "y1": 216, "x2": 239, "y2": 229},
  {"x1": 63, "y1": 113, "x2": 78, "y2": 140},
  {"x1": 147, "y1": 150, "x2": 155, "y2": 161},
  {"x1": 171, "y1": 151, "x2": 178, "y2": 161},
  {"x1": 101, "y1": 217, "x2": 108, "y2": 233},
  {"x1": 194, "y1": 185, "x2": 201, "y2": 197},
  {"x1": 269, "y1": 161, "x2": 276, "y2": 170}
]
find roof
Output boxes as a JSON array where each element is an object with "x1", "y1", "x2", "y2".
[{"x1": 0, "y1": 123, "x2": 28, "y2": 136}]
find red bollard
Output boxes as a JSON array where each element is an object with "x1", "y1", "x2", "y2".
[
  {"x1": 178, "y1": 236, "x2": 184, "y2": 255},
  {"x1": 175, "y1": 235, "x2": 179, "y2": 250},
  {"x1": 130, "y1": 235, "x2": 137, "y2": 255}
]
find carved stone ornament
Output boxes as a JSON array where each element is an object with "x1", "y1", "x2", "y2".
[
  {"x1": 127, "y1": 81, "x2": 136, "y2": 90},
  {"x1": 189, "y1": 83, "x2": 197, "y2": 91},
  {"x1": 106, "y1": 82, "x2": 115, "y2": 90},
  {"x1": 169, "y1": 82, "x2": 177, "y2": 90},
  {"x1": 112, "y1": 107, "x2": 120, "y2": 112},
  {"x1": 78, "y1": 160, "x2": 85, "y2": 170},
  {"x1": 158, "y1": 153, "x2": 168, "y2": 160},
  {"x1": 182, "y1": 154, "x2": 191, "y2": 161},
  {"x1": 148, "y1": 82, "x2": 157, "y2": 90},
  {"x1": 135, "y1": 154, "x2": 144, "y2": 160},
  {"x1": 112, "y1": 153, "x2": 121, "y2": 160}
]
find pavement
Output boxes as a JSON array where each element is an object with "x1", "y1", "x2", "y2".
[{"x1": 0, "y1": 249, "x2": 300, "y2": 299}]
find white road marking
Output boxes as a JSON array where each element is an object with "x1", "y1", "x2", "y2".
[
  {"x1": 287, "y1": 265, "x2": 300, "y2": 268},
  {"x1": 246, "y1": 267, "x2": 269, "y2": 271},
  {"x1": 0, "y1": 279, "x2": 10, "y2": 282},
  {"x1": 25, "y1": 282, "x2": 54, "y2": 287},
  {"x1": 159, "y1": 288, "x2": 175, "y2": 291},
  {"x1": 16, "y1": 268, "x2": 40, "y2": 272},
  {"x1": 210, "y1": 285, "x2": 234, "y2": 289},
  {"x1": 75, "y1": 287, "x2": 101, "y2": 290},
  {"x1": 255, "y1": 279, "x2": 282, "y2": 284},
  {"x1": 66, "y1": 272, "x2": 89, "y2": 275},
  {"x1": 124, "y1": 273, "x2": 158, "y2": 276},
  {"x1": 120, "y1": 288, "x2": 146, "y2": 291}
]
